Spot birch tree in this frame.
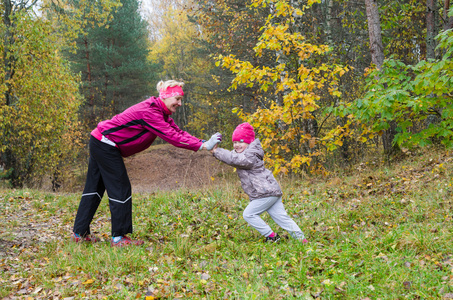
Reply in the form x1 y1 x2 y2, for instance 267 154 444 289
364 0 384 69
426 0 437 59
364 0 399 157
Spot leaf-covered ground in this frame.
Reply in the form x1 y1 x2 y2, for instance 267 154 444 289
1 147 453 299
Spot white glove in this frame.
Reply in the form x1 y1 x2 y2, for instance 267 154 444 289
204 132 222 150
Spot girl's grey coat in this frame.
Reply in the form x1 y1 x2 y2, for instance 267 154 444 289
213 139 282 200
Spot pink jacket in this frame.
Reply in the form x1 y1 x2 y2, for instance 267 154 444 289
95 97 203 157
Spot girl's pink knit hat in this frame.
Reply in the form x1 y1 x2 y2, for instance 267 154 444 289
232 122 255 144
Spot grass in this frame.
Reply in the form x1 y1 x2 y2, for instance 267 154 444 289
1 149 453 299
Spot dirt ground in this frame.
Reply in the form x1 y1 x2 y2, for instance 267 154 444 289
124 143 234 193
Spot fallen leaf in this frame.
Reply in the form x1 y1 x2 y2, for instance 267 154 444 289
322 279 332 286
83 278 94 285
403 281 412 289
312 289 323 297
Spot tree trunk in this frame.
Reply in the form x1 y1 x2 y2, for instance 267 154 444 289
325 0 352 164
364 0 399 158
84 38 94 109
1 0 18 186
3 0 14 106
426 0 437 59
291 0 320 162
364 0 384 69
425 0 443 131
443 0 453 30
325 0 333 46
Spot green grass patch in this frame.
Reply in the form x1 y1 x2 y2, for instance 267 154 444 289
1 150 453 299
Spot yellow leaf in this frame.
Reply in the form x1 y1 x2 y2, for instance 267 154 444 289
83 279 94 285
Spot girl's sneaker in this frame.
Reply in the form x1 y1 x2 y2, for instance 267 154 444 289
71 232 100 243
111 235 144 247
265 234 281 243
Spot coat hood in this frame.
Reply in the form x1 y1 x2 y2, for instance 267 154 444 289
243 138 264 160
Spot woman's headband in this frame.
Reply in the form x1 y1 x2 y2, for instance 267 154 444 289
159 85 184 99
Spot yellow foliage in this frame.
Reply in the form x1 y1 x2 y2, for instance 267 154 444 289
149 5 201 78
0 11 84 186
216 0 349 175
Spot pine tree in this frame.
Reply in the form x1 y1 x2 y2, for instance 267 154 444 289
70 0 158 126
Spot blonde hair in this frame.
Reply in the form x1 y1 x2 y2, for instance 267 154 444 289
156 80 184 92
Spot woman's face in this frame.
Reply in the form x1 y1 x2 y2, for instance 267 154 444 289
233 141 249 153
162 96 183 113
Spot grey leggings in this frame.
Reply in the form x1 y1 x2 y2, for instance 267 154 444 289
243 196 305 239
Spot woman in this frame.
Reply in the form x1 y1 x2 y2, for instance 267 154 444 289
72 80 221 247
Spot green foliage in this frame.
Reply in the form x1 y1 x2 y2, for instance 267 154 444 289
349 24 453 149
42 0 123 42
0 10 83 187
379 0 426 63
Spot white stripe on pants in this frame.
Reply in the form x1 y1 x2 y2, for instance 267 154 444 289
242 196 305 239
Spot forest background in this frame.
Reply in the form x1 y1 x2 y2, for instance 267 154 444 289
1 1 453 299
0 0 453 189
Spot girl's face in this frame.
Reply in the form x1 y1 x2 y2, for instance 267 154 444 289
162 96 183 113
233 141 249 153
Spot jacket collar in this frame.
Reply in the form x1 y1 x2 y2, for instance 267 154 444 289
156 97 172 115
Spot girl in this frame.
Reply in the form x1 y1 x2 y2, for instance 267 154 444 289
211 122 307 243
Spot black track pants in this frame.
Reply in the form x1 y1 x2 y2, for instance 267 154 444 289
73 135 133 237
